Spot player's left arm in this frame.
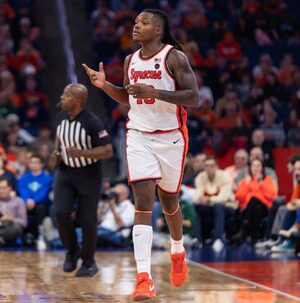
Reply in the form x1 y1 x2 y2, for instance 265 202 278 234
126 49 199 106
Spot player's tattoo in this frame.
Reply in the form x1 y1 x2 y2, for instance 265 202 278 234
154 49 199 107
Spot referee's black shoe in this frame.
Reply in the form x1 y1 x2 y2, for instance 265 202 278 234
63 250 80 272
75 261 99 277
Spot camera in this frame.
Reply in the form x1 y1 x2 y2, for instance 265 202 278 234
101 191 118 201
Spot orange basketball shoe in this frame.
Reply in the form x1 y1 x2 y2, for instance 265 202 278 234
170 250 188 287
132 272 156 301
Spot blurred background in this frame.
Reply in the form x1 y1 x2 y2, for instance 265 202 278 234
1 0 300 253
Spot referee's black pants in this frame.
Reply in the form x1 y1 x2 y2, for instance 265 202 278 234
54 163 101 263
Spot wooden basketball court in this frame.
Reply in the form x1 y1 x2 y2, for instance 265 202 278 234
0 251 299 302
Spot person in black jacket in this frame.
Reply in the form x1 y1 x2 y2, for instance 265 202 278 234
52 83 113 277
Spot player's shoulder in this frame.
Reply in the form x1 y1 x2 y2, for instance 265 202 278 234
125 47 142 63
168 48 187 62
124 54 132 63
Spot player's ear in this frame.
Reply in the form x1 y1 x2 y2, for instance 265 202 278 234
156 24 162 37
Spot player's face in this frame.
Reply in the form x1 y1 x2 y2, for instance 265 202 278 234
133 12 161 43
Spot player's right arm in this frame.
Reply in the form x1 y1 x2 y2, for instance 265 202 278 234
82 55 131 107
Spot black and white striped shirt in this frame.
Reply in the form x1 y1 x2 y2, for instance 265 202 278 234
56 110 110 168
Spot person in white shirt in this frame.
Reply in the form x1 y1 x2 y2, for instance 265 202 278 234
97 183 135 246
225 149 249 189
194 156 236 250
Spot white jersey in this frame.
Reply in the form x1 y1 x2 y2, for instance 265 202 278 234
127 44 187 132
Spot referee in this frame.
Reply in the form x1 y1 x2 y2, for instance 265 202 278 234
52 83 113 277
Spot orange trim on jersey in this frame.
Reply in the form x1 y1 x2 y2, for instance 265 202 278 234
162 47 182 131
163 46 176 81
125 131 131 181
176 106 181 129
138 44 168 61
151 128 177 134
176 125 189 192
135 209 152 214
163 47 180 129
177 106 187 130
126 127 178 134
129 176 162 183
126 54 134 79
158 185 180 194
162 203 180 216
163 46 180 129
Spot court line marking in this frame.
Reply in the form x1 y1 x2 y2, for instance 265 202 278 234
189 260 300 302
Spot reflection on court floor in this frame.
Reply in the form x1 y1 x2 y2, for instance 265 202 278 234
0 251 299 302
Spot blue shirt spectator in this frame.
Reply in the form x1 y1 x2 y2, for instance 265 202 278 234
18 155 53 206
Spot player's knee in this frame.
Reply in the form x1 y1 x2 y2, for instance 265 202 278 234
162 202 180 216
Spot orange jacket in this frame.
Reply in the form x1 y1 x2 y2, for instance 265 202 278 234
236 176 276 209
291 183 300 200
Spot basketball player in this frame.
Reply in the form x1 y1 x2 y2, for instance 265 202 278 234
83 9 199 301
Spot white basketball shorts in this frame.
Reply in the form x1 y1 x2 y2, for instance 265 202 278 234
126 128 188 193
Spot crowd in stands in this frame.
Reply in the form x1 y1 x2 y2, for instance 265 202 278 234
86 0 300 179
0 0 300 257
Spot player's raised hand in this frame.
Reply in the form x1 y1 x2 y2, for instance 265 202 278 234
82 62 106 89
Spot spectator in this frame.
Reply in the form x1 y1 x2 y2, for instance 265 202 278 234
252 54 277 86
18 154 52 239
195 71 214 108
236 73 252 103
12 147 32 175
271 160 300 252
217 32 241 61
153 196 197 249
255 26 273 46
0 85 16 118
287 118 300 148
183 153 206 186
0 70 21 109
15 38 41 74
29 124 54 155
260 107 285 147
183 40 204 70
225 149 249 184
0 152 17 191
4 113 35 146
256 155 300 249
235 158 276 245
214 99 246 132
194 156 235 250
247 128 274 167
235 147 278 192
215 83 241 117
262 72 283 99
95 183 134 246
19 77 50 136
277 54 297 87
0 176 27 246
